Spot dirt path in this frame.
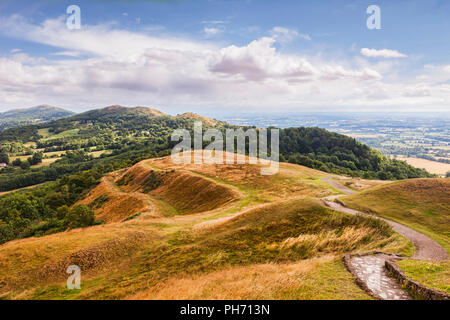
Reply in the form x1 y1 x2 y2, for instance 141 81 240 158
321 176 356 195
321 176 448 300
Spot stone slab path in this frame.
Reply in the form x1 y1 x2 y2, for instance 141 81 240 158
349 254 411 300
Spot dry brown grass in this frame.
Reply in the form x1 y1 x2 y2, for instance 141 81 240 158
398 157 450 176
37 231 149 283
144 151 329 201
129 256 371 300
0 224 161 295
78 178 147 223
0 152 415 300
342 178 450 251
117 161 242 215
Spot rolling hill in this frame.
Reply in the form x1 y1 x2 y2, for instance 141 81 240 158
0 152 412 300
341 178 450 251
0 150 448 300
0 105 433 196
0 105 74 131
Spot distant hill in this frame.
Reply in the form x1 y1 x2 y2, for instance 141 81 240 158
0 105 74 130
176 112 218 126
0 105 434 194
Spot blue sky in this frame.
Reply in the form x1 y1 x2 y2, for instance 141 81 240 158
0 0 450 114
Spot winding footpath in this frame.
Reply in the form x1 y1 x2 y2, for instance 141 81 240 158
320 177 448 300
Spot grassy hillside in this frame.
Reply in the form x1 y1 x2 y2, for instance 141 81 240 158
0 155 412 300
0 105 435 247
396 260 449 293
341 178 450 293
0 105 74 131
0 106 231 192
341 178 450 251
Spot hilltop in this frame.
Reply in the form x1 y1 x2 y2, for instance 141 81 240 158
176 112 218 126
0 105 74 130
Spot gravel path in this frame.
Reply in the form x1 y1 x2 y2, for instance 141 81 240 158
321 177 448 300
321 176 356 195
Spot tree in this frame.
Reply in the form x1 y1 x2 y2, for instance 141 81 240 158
446 171 450 178
64 204 95 229
0 151 9 164
29 152 43 165
12 158 22 166
20 160 31 170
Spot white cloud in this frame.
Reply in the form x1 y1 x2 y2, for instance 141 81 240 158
0 15 213 59
203 27 223 37
211 37 380 82
201 20 225 25
51 51 82 57
403 84 432 97
0 15 448 112
361 48 408 58
270 26 310 43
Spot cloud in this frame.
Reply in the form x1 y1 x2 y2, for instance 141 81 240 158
0 15 213 59
203 27 224 37
51 51 83 57
0 15 448 112
201 20 225 25
210 37 379 82
270 26 311 43
403 85 432 97
361 48 408 58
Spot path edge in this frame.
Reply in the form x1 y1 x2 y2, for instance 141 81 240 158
385 260 450 300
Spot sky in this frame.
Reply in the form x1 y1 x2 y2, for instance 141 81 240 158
0 0 450 114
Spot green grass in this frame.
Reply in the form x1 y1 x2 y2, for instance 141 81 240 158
397 260 450 294
123 212 142 222
40 129 80 142
341 178 450 252
37 128 50 138
32 277 104 300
